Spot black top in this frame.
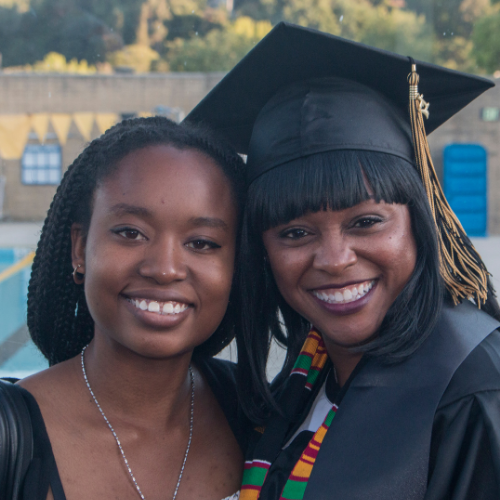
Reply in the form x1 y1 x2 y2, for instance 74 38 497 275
18 357 247 500
254 330 500 499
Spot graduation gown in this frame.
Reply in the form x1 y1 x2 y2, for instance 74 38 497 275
254 301 500 499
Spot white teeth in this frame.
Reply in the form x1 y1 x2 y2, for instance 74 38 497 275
130 298 189 316
148 301 160 312
163 302 174 314
312 280 375 305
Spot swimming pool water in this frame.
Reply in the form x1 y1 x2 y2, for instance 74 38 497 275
0 248 48 378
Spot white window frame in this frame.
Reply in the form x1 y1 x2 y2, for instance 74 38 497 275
21 144 62 186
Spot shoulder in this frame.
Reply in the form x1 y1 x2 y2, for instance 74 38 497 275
428 330 500 498
1 376 56 438
198 356 237 388
17 357 82 411
0 378 41 421
439 328 500 409
0 380 37 499
0 377 34 413
197 357 254 452
196 356 238 416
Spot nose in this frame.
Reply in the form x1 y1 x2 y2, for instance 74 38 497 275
138 238 187 284
313 233 357 275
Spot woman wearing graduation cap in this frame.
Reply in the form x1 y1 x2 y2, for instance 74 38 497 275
188 23 500 500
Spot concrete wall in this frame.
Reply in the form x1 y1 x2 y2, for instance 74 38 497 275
1 72 500 233
428 81 500 235
0 72 224 221
0 72 224 114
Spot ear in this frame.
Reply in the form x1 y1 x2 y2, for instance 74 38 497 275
71 223 86 271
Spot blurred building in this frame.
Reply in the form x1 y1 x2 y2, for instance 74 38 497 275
0 72 223 221
0 72 500 236
428 79 500 236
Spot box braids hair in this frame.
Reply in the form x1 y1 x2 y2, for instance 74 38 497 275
27 116 245 366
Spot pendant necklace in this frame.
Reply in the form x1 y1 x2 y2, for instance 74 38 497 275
81 346 195 500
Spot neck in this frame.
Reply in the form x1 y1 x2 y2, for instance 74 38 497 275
322 341 363 387
79 334 194 427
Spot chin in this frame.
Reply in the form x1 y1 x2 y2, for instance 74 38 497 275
320 320 381 348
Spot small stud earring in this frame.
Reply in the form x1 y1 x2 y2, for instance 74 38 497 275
73 264 85 285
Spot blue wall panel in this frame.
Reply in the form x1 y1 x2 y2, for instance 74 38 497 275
444 144 487 237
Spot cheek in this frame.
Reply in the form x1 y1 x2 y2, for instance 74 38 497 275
82 242 122 319
380 223 418 293
198 252 235 301
266 249 307 304
195 257 235 336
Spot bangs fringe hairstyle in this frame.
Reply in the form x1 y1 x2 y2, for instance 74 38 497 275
28 116 245 366
237 150 500 422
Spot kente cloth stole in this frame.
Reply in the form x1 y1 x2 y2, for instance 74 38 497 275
240 329 335 500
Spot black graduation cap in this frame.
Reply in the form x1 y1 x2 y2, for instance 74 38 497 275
187 22 493 183
187 21 494 308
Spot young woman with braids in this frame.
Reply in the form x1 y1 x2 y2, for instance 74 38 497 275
188 24 500 500
3 117 247 499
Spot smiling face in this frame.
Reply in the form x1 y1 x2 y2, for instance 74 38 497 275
262 199 417 356
71 145 237 359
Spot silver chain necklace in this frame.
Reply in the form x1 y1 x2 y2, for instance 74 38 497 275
81 346 195 500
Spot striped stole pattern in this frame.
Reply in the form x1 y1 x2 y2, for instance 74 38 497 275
240 460 272 500
279 404 338 500
240 329 331 500
290 330 328 389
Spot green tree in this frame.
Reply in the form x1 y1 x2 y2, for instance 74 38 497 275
8 51 98 72
237 0 433 61
165 16 271 71
0 0 122 66
234 0 492 72
107 44 160 72
472 7 500 73
338 0 433 61
0 0 496 74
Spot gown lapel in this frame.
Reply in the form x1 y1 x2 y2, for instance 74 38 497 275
303 301 500 500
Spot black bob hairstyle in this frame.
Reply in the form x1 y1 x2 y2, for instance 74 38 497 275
236 149 500 422
28 116 245 366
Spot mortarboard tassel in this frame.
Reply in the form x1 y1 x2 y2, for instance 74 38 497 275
407 62 489 306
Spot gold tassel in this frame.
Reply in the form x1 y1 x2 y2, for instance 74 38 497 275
407 63 489 306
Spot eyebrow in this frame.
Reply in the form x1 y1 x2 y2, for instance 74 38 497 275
109 203 152 218
188 217 228 230
109 205 228 230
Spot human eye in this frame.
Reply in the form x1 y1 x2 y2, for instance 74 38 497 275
279 228 311 240
352 216 383 229
186 239 221 251
113 227 147 240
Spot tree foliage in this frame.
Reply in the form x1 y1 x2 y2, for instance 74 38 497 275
472 6 500 74
4 51 98 72
166 16 271 71
0 0 498 74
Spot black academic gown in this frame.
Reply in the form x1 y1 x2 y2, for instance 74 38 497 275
256 301 500 500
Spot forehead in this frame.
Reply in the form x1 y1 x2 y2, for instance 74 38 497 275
302 199 407 218
93 145 236 220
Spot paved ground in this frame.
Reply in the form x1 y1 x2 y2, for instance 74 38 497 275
471 237 500 291
1 223 498 379
0 222 43 249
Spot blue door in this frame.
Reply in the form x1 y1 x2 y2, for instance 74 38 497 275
443 144 487 237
